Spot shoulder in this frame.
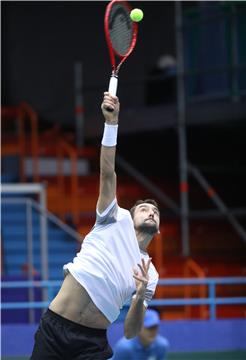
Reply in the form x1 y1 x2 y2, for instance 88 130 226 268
148 261 159 288
96 198 132 226
114 337 135 353
155 335 170 349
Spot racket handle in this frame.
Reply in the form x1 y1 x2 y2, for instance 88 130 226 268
105 75 118 112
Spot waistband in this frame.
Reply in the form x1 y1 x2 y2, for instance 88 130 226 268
45 309 107 335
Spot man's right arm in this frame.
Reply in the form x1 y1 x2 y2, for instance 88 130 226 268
97 92 120 214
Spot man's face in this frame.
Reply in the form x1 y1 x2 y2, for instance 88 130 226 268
133 203 160 235
139 325 159 346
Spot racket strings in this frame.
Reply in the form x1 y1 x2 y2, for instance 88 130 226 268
109 3 133 57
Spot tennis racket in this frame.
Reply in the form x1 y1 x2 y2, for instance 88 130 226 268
104 0 138 111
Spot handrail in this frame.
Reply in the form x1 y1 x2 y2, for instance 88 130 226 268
20 102 39 182
57 139 79 225
2 197 83 243
1 277 245 321
184 258 207 319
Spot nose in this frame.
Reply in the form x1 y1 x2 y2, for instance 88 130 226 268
149 210 154 218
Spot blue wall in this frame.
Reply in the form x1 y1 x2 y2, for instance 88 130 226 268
2 319 246 357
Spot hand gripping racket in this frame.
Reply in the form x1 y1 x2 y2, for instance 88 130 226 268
104 0 138 111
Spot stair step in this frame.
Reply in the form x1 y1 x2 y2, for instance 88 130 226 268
1 173 18 183
3 239 78 252
2 266 65 280
2 226 70 237
4 253 74 265
2 215 41 225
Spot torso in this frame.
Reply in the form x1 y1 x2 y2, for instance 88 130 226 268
49 272 110 329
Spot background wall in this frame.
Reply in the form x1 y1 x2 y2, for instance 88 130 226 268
2 320 246 357
2 1 246 243
2 1 175 125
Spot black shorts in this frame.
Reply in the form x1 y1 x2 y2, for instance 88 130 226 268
30 309 113 360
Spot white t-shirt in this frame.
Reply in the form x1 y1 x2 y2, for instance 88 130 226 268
64 198 159 323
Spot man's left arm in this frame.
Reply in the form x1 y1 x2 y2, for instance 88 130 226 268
124 258 151 339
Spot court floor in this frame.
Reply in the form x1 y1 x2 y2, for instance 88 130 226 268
3 350 246 360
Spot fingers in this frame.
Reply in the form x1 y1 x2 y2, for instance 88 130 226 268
137 263 146 277
102 92 119 111
137 258 151 275
133 258 151 281
142 258 151 271
133 274 148 285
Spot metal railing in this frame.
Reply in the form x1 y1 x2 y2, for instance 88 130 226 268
1 277 245 321
2 194 83 322
184 258 207 319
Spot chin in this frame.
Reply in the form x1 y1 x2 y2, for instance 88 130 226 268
138 223 158 236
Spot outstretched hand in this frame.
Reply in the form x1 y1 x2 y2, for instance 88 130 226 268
101 92 120 124
133 258 151 298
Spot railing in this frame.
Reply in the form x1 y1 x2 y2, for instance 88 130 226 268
21 103 39 182
184 258 207 319
2 195 84 322
1 277 245 321
56 139 80 225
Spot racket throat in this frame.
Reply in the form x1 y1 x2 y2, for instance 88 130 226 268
108 74 118 96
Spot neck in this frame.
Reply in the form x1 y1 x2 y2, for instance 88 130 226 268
135 230 153 252
138 336 151 348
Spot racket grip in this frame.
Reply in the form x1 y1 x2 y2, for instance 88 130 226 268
106 75 118 112
108 75 118 96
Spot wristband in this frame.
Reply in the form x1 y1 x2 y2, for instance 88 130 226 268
101 123 118 147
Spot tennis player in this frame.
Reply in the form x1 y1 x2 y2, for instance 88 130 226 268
30 92 160 360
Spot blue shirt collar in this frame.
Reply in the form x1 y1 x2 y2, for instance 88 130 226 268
133 336 155 350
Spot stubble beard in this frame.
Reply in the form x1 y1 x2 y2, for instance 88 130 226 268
136 221 158 236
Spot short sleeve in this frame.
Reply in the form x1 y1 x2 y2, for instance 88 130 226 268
96 198 118 225
157 336 170 359
144 264 159 307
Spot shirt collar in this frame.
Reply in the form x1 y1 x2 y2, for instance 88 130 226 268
134 337 155 350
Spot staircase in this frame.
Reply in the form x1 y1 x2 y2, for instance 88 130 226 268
1 199 79 280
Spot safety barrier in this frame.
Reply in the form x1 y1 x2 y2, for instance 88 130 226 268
2 277 245 321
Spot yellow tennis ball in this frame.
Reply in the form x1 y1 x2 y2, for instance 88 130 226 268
130 8 144 22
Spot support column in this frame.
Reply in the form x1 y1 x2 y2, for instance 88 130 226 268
175 2 190 256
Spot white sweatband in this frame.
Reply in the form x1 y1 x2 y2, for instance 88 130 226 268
101 123 118 147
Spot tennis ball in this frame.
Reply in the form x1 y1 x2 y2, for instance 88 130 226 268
130 8 144 22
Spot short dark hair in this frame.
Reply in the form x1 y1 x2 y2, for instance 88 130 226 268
130 199 160 219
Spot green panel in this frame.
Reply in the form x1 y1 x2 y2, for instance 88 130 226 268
3 351 246 360
167 351 246 360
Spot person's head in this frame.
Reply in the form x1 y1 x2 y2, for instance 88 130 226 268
138 309 160 347
130 199 160 236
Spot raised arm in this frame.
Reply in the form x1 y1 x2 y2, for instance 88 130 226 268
97 92 120 214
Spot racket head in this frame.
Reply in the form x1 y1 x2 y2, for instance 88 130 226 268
104 0 138 74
